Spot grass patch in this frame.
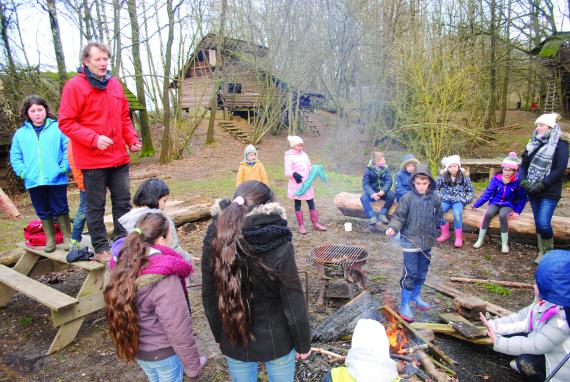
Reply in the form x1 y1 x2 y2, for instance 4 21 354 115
368 274 385 282
480 282 512 296
19 316 33 326
471 178 490 191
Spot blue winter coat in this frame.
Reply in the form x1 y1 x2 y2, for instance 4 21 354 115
435 171 474 205
472 174 527 214
362 161 392 196
394 169 413 201
10 118 70 190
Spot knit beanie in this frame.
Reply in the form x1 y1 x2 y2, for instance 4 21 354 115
501 152 521 170
401 153 420 170
243 144 257 162
287 135 304 148
441 155 461 172
535 113 560 129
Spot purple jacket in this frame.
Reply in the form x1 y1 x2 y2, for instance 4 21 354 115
473 174 527 214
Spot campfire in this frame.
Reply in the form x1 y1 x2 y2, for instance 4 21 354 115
385 311 409 353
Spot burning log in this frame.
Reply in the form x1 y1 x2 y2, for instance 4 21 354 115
397 344 429 354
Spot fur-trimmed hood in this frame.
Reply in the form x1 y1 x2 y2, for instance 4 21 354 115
210 199 287 221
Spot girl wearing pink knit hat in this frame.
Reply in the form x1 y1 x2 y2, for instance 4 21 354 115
472 152 528 253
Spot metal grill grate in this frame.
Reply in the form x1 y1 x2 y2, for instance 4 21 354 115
306 244 368 267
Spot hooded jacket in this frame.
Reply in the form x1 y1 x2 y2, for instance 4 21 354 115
58 73 140 170
201 201 311 362
236 161 269 187
284 149 314 200
472 173 527 214
394 154 420 201
388 165 443 251
362 161 392 197
10 118 70 190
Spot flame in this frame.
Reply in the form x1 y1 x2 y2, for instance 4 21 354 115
385 313 408 352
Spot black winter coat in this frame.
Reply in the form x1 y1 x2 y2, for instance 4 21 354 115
201 201 311 362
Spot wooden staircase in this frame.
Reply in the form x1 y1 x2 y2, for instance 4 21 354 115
218 120 251 144
301 110 320 136
544 75 561 113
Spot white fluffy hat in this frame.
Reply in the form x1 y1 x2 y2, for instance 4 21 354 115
287 135 304 148
535 113 560 129
441 155 461 172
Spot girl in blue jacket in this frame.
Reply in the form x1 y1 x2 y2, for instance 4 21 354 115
472 152 527 254
10 95 71 253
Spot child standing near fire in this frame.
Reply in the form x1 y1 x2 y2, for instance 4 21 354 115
236 144 269 187
284 135 326 234
386 165 443 322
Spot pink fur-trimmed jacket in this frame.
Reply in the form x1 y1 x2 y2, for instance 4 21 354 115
284 149 314 200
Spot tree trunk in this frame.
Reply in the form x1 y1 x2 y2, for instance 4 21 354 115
484 0 497 130
11 0 30 67
0 3 16 73
126 0 154 157
206 0 227 145
82 0 92 40
112 0 122 73
46 0 68 92
498 0 512 127
94 0 104 41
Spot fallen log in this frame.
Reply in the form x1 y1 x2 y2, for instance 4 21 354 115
334 192 570 242
312 291 381 342
310 347 346 361
0 249 23 266
450 277 534 289
0 186 21 218
415 350 450 382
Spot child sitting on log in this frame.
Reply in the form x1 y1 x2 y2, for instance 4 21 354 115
236 144 269 187
480 250 570 382
360 151 396 225
472 152 527 254
435 155 474 248
394 153 420 202
386 165 443 322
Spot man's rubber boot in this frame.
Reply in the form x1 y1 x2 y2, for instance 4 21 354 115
437 222 450 243
412 283 431 311
454 228 463 248
295 211 307 234
473 228 487 248
535 237 554 264
56 214 72 251
399 289 414 322
501 232 509 254
41 218 57 253
309 209 326 231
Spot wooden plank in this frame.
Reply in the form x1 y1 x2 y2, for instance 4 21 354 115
0 249 23 266
411 322 493 345
439 312 486 339
15 243 104 271
51 292 104 326
0 264 78 311
0 250 41 306
450 277 534 289
48 317 84 355
424 280 513 317
28 258 69 278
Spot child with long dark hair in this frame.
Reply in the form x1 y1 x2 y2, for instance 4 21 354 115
10 95 71 252
104 212 205 381
202 181 311 381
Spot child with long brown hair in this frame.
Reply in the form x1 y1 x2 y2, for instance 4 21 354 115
104 212 205 381
201 180 311 381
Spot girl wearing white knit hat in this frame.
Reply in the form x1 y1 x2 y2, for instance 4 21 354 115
519 113 569 263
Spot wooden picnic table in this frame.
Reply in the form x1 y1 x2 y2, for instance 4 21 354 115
0 243 105 354
462 158 570 181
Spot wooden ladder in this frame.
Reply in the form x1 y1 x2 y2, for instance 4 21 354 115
301 110 320 136
544 63 561 113
218 120 251 144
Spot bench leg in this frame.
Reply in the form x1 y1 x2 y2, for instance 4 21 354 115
48 316 84 355
0 251 40 307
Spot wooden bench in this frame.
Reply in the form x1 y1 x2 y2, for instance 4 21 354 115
0 243 105 354
462 158 570 181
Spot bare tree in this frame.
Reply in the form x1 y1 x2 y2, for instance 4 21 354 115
0 2 16 73
41 0 68 91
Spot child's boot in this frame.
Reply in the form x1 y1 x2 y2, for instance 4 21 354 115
473 228 487 248
41 218 57 253
437 222 450 243
412 283 431 310
295 211 307 234
399 289 414 322
454 228 463 248
309 209 326 231
501 232 509 254
56 214 72 251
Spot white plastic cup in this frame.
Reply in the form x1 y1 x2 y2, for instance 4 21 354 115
344 222 353 232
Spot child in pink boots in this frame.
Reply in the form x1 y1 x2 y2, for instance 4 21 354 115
284 136 326 234
435 155 474 248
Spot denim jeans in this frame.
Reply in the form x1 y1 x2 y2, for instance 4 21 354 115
226 349 296 382
529 196 559 239
400 249 432 291
136 354 184 382
71 190 87 242
440 201 464 229
360 191 396 218
82 164 131 253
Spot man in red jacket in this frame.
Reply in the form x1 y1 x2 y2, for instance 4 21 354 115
59 42 141 262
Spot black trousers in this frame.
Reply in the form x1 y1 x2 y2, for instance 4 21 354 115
82 164 131 253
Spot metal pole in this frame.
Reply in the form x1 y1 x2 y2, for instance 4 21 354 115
545 352 570 382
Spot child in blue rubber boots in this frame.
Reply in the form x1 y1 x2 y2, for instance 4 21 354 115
386 164 442 322
360 151 395 225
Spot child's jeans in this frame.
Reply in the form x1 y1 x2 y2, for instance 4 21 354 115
481 205 513 233
136 354 184 382
226 349 296 382
440 201 464 229
71 190 87 242
400 249 431 291
529 196 559 239
360 191 396 217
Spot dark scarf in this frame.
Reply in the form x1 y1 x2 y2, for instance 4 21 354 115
78 65 112 89
242 218 292 253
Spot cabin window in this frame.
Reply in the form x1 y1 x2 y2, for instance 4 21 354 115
227 83 242 94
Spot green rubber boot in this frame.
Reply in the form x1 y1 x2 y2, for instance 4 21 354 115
535 236 554 264
41 219 56 253
56 214 72 251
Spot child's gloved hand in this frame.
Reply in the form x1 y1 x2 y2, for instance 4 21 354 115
520 179 532 192
529 181 546 194
292 172 303 184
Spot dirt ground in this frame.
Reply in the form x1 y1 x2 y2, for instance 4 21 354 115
0 110 566 381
